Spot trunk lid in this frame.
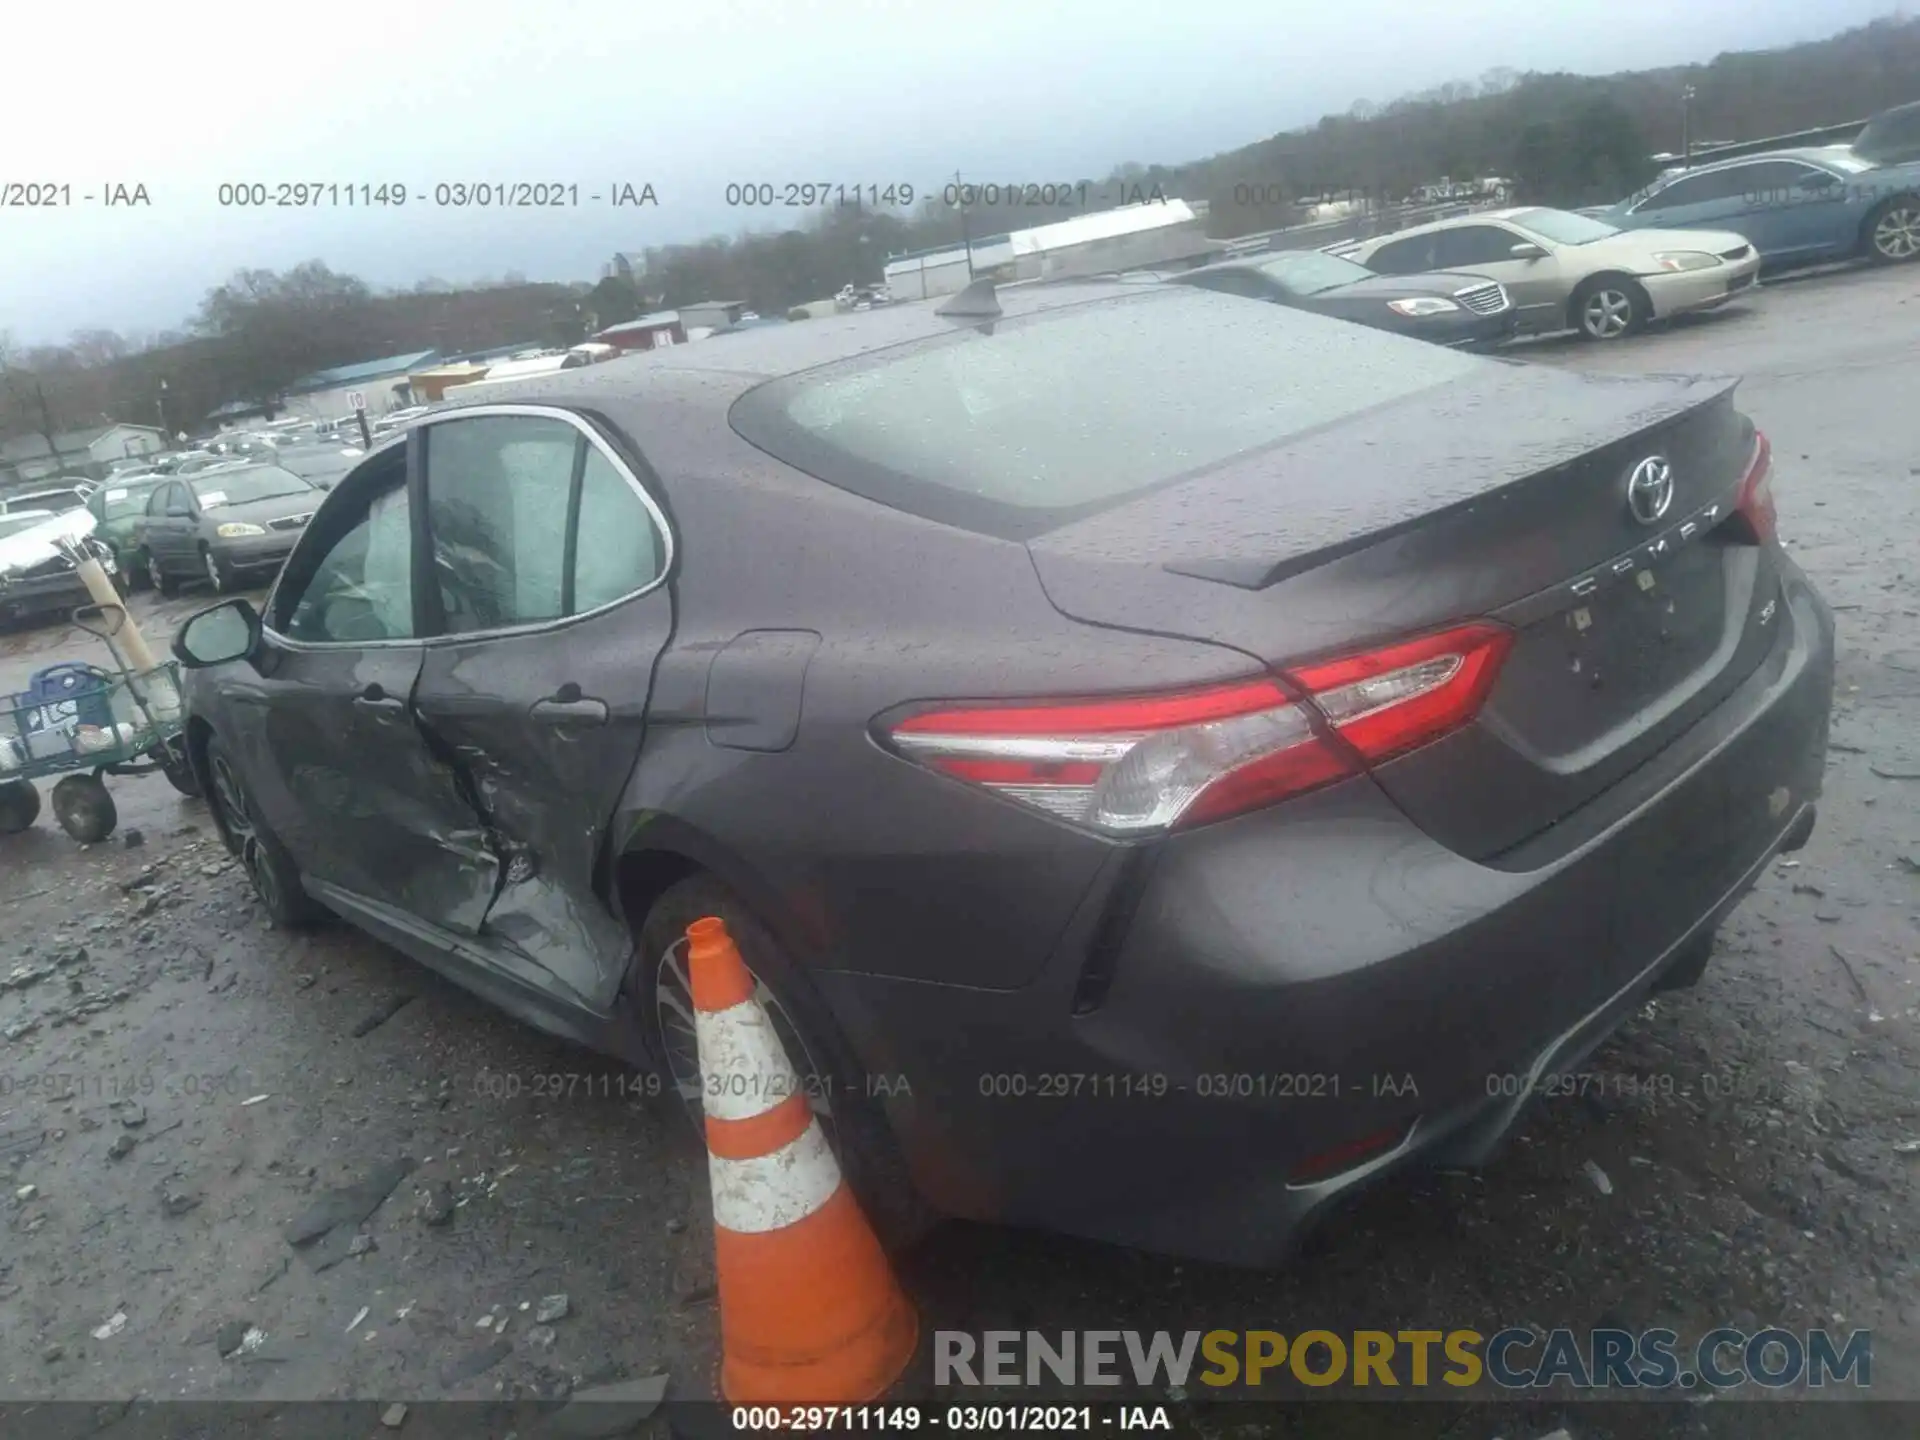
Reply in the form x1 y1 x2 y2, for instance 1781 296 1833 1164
1025 362 1780 861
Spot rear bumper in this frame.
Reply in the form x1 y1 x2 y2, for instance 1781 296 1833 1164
1640 255 1763 318
816 560 1835 1264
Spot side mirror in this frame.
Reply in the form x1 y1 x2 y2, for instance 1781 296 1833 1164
174 598 261 668
1799 172 1839 191
1509 242 1547 260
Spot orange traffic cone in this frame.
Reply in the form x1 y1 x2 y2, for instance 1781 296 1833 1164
686 915 919 1404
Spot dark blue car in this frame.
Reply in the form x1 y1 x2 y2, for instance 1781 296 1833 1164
1597 147 1920 270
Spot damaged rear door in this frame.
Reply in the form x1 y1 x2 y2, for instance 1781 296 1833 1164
407 408 674 1012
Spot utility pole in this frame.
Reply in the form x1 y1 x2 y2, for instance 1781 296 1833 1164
34 381 61 469
157 378 169 444
955 170 976 280
1681 85 1697 169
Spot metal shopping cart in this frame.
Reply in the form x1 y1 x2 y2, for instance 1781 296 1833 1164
0 602 200 843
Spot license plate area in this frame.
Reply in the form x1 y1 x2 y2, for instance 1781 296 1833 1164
1492 542 1730 759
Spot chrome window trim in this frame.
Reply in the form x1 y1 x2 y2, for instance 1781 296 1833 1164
261 403 675 653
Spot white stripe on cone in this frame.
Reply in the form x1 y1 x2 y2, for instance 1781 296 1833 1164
710 1119 843 1233
695 997 807 1122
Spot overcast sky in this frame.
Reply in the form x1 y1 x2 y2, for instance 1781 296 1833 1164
0 0 1898 343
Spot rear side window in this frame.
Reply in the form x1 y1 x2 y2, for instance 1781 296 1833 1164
422 412 669 633
1364 235 1439 274
1636 167 1748 210
731 290 1483 538
1434 226 1519 267
572 446 664 612
424 415 576 633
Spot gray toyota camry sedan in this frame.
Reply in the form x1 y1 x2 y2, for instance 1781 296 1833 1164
168 278 1834 1264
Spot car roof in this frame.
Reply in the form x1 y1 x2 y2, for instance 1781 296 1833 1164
1350 209 1536 245
1687 146 1857 169
431 279 1169 416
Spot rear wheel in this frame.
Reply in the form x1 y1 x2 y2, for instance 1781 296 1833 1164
1863 196 1920 263
50 774 116 844
0 779 39 834
1572 276 1647 341
205 733 324 928
635 874 933 1250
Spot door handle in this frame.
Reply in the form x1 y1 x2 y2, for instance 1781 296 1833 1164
354 684 405 715
530 694 610 726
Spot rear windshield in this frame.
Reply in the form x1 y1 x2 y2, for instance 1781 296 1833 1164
730 290 1484 537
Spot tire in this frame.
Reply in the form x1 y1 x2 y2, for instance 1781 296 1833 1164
1862 196 1920 264
204 733 325 928
148 551 179 599
1652 925 1716 993
1572 275 1648 341
0 779 40 834
123 552 151 594
50 774 117 844
155 735 203 797
635 874 934 1251
201 546 231 595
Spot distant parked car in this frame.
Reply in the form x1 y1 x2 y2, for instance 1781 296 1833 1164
0 509 121 625
86 474 171 588
272 443 366 491
1854 99 1920 167
135 464 324 596
1 481 94 515
1336 206 1761 341
1592 148 1920 270
1170 249 1517 349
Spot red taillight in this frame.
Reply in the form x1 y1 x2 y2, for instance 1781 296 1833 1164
886 622 1512 835
1732 430 1776 544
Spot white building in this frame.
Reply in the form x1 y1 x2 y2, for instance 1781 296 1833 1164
1007 200 1207 279
885 235 1017 301
280 350 443 422
883 201 1210 299
0 422 167 484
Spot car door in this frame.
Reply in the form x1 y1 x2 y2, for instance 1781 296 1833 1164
152 482 195 568
1727 159 1855 262
1430 223 1565 325
406 408 674 1012
240 446 500 930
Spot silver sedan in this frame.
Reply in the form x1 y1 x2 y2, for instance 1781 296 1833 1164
1335 206 1762 340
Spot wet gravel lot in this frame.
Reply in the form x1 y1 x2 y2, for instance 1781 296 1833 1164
2 262 1917 1436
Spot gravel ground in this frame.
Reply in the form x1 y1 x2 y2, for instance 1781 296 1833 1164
1 262 1916 1437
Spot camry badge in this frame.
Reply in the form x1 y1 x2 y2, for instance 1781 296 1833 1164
1626 455 1675 526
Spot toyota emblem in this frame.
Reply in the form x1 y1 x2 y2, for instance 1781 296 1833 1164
1626 455 1674 526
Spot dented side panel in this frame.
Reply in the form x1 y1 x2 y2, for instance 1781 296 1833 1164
248 641 500 928
409 586 673 1010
